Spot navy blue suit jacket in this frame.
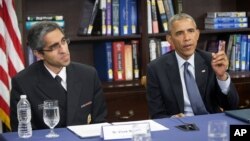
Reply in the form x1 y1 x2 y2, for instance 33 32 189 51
146 49 239 119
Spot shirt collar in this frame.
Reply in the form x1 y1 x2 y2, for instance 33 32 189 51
44 64 67 82
175 51 195 69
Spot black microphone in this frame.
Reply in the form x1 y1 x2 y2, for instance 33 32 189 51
175 118 199 131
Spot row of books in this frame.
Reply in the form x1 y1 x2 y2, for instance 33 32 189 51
147 0 174 34
206 34 250 71
94 40 140 81
227 34 250 71
204 11 248 29
78 0 138 36
149 38 172 61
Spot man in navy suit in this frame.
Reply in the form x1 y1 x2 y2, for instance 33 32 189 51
10 21 107 131
146 13 239 119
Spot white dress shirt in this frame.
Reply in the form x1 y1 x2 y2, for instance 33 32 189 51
175 52 230 116
44 64 67 90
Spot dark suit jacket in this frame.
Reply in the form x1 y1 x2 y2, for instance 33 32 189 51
146 49 239 119
10 61 107 131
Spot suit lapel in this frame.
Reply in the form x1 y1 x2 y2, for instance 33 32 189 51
36 62 60 101
194 52 208 98
166 53 184 111
66 64 83 123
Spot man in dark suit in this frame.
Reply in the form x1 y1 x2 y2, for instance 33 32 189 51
10 21 107 131
146 13 239 119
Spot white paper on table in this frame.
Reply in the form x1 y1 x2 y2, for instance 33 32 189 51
111 119 169 131
67 122 111 138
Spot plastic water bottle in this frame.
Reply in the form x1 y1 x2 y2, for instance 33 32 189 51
17 95 32 138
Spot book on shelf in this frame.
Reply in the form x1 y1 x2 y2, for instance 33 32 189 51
78 0 99 35
205 17 248 24
124 43 133 80
160 41 171 55
147 0 153 34
149 38 157 61
100 0 107 35
94 42 113 81
119 0 131 35
112 41 125 81
205 23 248 29
163 0 174 20
151 0 159 33
207 11 246 18
130 0 138 34
246 35 250 71
235 34 241 71
240 35 248 71
87 0 100 35
112 0 119 35
229 35 237 71
106 0 112 35
156 0 168 32
25 20 65 30
26 15 63 21
131 40 140 79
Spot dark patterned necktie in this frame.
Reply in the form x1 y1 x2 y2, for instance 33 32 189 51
183 62 208 115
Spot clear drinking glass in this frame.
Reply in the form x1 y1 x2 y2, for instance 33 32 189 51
132 122 151 141
208 120 228 141
43 100 60 138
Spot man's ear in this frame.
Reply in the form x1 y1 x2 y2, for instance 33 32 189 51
166 34 175 49
33 50 44 60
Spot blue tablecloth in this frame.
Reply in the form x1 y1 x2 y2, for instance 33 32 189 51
0 113 246 141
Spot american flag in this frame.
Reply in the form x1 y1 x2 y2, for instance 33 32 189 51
0 0 25 131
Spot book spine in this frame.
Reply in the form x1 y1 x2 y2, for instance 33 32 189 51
207 12 247 18
131 40 140 79
160 41 171 55
26 15 64 21
124 44 133 80
78 0 97 35
87 0 100 35
205 23 248 29
119 0 130 35
130 0 138 34
94 42 113 81
162 0 174 20
100 0 107 35
106 0 112 35
25 21 65 30
112 41 125 81
112 0 119 35
240 35 248 71
151 0 159 33
147 0 153 34
246 35 250 71
156 0 168 32
205 17 248 24
235 34 241 71
149 38 157 61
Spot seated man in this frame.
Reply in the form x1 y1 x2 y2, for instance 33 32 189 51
10 21 107 131
146 13 239 119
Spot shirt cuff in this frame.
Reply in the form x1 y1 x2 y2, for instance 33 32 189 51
217 72 231 95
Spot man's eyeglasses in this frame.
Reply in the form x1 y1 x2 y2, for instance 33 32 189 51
41 38 70 52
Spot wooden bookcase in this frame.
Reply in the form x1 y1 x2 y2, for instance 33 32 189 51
21 0 250 122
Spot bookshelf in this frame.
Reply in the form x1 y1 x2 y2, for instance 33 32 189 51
20 0 250 122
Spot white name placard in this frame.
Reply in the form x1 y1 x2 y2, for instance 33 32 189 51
102 124 133 140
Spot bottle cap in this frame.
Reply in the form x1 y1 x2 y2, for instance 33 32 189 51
20 95 27 99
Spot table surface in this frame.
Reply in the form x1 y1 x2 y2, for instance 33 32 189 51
0 113 246 141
